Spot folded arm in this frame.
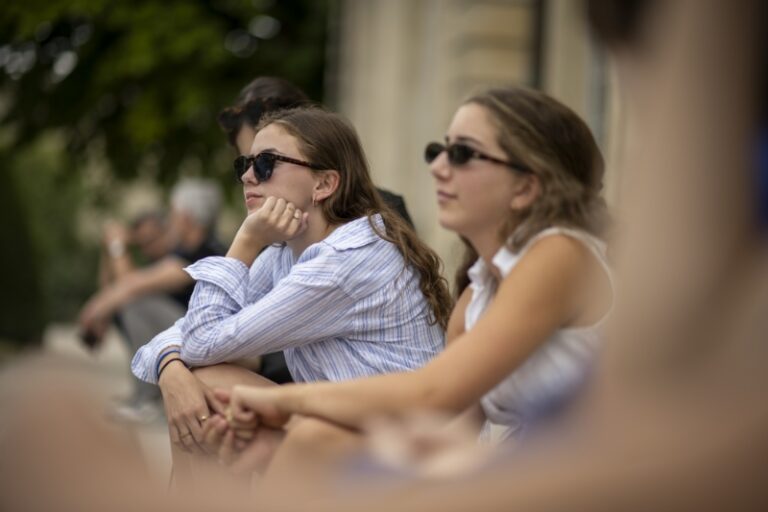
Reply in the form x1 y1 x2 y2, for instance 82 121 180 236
180 255 357 367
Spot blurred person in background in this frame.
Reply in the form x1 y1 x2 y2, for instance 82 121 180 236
78 178 225 423
98 211 173 289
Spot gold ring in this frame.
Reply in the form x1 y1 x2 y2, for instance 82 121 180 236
181 432 192 438
199 415 209 422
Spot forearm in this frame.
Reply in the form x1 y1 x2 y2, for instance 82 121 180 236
106 259 192 316
109 251 137 279
179 283 254 366
276 369 461 429
180 304 332 367
99 284 133 314
181 257 355 366
98 252 112 288
93 273 154 317
180 256 260 365
226 230 267 268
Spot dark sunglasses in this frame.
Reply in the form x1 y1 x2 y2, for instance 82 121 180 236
424 142 532 174
234 152 324 182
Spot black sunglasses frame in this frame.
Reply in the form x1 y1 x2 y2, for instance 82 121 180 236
234 152 324 183
424 142 533 174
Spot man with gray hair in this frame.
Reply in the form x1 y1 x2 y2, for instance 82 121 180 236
170 178 222 234
79 178 225 423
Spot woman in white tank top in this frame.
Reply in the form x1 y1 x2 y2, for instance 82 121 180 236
468 226 612 442
205 86 613 472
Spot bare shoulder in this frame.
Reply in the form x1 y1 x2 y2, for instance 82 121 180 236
495 233 603 317
511 233 610 326
514 234 596 278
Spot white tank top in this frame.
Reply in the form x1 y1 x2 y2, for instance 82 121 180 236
464 227 612 443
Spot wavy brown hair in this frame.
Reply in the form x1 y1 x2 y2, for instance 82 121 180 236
454 87 609 294
257 107 452 329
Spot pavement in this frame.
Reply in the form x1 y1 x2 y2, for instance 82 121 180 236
40 323 173 481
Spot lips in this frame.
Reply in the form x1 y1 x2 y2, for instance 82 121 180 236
436 190 457 202
244 191 264 208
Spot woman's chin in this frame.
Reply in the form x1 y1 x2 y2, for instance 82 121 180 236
437 212 461 233
245 196 263 211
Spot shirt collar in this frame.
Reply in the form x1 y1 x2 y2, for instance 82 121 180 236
467 243 518 289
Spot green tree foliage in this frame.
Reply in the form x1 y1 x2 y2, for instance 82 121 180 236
0 0 330 344
0 156 45 345
1 0 329 183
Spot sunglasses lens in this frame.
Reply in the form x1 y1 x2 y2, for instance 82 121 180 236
447 144 473 165
254 153 276 182
424 142 445 164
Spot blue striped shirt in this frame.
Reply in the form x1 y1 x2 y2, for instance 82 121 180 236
131 214 445 384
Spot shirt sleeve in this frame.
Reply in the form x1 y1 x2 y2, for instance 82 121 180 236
130 251 276 384
179 252 359 367
130 319 183 384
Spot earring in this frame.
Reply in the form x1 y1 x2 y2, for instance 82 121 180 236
312 196 318 207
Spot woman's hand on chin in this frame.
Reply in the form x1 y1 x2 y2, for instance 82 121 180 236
241 196 308 246
227 196 309 265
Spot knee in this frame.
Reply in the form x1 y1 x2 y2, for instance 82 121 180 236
192 363 275 390
191 364 235 387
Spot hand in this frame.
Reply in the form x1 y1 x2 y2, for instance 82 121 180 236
79 317 109 350
200 414 250 455
201 391 259 457
78 294 112 334
158 362 226 454
221 386 292 430
203 414 286 474
238 196 309 247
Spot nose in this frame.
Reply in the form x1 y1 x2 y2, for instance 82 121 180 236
429 150 451 181
241 164 258 185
